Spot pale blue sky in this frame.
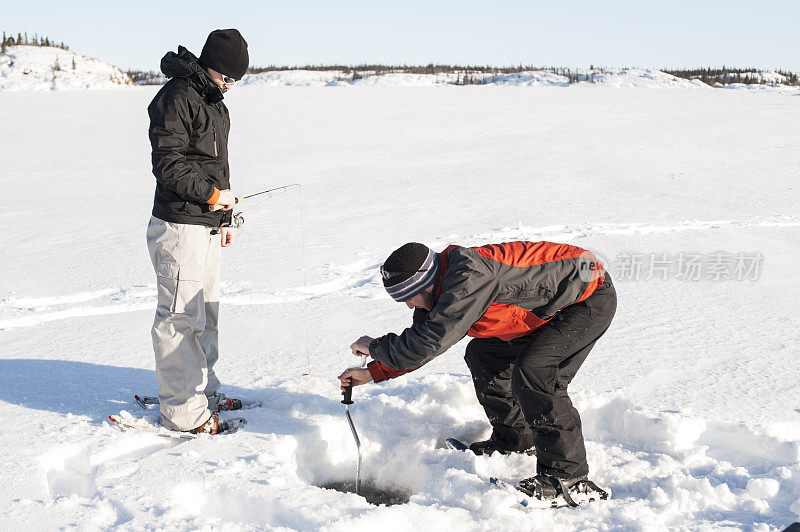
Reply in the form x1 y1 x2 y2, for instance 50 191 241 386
4 1 799 71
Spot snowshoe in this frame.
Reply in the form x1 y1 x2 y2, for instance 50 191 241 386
446 437 536 456
134 394 158 410
134 393 262 413
445 437 470 451
209 392 262 412
469 437 536 456
189 412 234 434
109 410 246 438
517 474 609 507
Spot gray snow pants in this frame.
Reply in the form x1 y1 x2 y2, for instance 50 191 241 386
147 216 222 431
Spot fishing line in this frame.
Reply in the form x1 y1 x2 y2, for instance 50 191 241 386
234 183 311 376
298 185 311 376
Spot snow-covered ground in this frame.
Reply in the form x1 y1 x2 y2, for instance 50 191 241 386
1 84 800 530
0 45 133 91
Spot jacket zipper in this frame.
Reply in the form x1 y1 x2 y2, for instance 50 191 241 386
212 124 218 157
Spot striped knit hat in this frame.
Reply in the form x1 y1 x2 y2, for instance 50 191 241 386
381 243 440 302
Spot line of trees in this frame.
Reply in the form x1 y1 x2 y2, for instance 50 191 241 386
1 31 69 53
664 67 799 86
245 63 605 77
126 69 167 85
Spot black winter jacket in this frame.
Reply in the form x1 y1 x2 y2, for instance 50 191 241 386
148 46 232 227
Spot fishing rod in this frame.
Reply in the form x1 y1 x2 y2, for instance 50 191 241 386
210 183 301 213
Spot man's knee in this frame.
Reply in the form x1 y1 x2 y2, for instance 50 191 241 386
463 339 489 370
511 363 558 422
513 359 558 395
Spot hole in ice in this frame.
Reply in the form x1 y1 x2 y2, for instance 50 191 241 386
320 480 411 506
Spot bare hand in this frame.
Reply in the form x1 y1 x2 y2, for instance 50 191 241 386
216 189 236 211
350 335 375 357
221 227 235 247
338 368 373 392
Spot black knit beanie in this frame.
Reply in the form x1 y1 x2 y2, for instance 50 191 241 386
199 29 249 80
381 243 440 302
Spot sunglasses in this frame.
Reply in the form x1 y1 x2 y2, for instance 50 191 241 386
380 265 429 280
222 75 238 84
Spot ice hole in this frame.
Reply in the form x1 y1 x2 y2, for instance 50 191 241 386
320 480 411 506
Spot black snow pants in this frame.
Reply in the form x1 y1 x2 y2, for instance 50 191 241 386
464 274 617 478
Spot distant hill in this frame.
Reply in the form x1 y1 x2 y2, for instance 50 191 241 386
5 48 798 92
0 45 134 91
236 67 709 88
663 67 799 88
129 64 799 90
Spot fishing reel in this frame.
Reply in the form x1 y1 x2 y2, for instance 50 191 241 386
213 211 244 234
232 211 244 229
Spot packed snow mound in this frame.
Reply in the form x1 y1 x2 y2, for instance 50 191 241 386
576 68 707 88
350 70 574 87
238 69 346 87
14 371 800 530
0 45 134 91
720 82 800 93
238 67 709 88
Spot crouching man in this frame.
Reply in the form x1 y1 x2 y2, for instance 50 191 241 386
338 241 616 503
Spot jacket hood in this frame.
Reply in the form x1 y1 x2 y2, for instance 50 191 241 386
160 46 224 103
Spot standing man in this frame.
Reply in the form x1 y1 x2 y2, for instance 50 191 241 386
147 29 249 434
339 241 616 503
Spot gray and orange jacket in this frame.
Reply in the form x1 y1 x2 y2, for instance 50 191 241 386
367 241 606 383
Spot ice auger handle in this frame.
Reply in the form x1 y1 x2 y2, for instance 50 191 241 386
342 384 354 405
210 196 243 212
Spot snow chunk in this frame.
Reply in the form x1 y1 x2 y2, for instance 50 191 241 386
745 478 780 498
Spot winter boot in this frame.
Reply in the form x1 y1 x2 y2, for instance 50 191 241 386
208 392 243 412
189 412 220 435
469 437 536 456
517 473 564 500
564 477 610 504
